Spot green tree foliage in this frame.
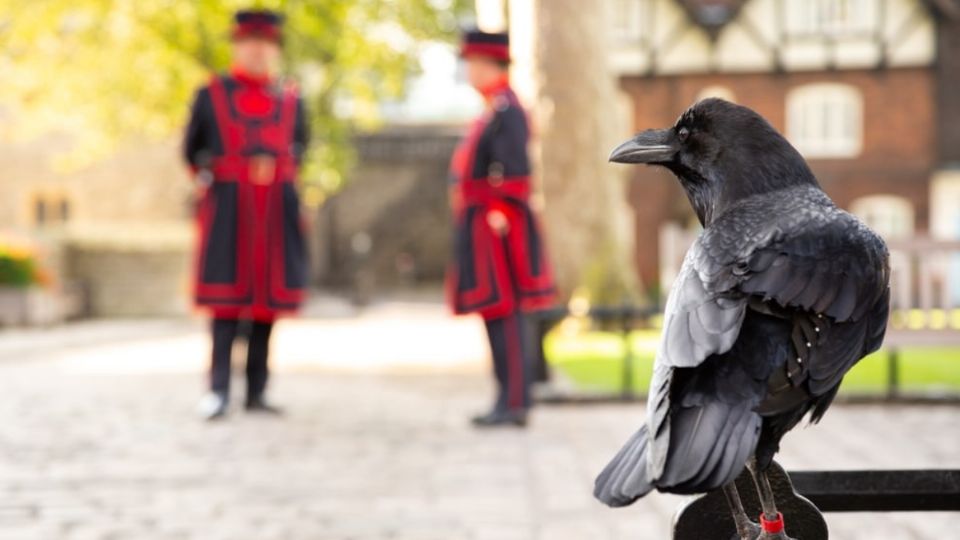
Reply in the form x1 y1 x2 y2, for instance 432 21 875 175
0 246 41 287
0 0 468 201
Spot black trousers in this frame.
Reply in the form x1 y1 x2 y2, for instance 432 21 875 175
484 310 532 411
210 318 274 401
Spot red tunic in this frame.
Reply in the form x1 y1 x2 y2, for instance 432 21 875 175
447 85 556 320
187 73 308 322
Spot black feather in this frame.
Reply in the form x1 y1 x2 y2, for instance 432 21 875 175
594 426 653 507
595 98 890 507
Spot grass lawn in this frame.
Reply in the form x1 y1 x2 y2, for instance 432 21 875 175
544 329 960 397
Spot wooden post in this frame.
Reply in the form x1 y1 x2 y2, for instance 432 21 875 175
887 347 901 401
620 307 634 400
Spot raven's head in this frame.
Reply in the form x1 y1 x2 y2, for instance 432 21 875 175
609 98 818 225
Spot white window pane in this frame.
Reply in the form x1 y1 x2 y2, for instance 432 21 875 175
786 83 863 158
613 0 646 42
788 0 876 36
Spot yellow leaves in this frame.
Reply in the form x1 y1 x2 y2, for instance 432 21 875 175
0 244 34 261
0 0 466 190
301 184 326 209
0 1 212 169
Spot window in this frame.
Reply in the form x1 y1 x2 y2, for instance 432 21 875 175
31 193 72 227
34 198 47 226
849 195 914 239
785 0 878 36
60 199 71 222
786 83 863 158
612 0 650 43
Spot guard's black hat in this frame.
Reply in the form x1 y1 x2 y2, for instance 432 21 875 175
460 29 510 63
232 9 284 43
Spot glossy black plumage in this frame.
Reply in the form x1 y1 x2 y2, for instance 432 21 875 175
595 99 890 507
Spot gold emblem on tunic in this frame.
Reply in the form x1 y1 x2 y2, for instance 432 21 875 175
249 154 277 185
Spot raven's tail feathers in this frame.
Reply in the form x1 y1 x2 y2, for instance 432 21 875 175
595 401 763 507
593 425 654 507
659 401 761 493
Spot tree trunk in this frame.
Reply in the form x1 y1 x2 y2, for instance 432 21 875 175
511 0 639 304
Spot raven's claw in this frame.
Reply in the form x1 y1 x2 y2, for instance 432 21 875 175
729 520 761 540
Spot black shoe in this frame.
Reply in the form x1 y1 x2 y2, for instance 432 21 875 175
199 393 229 421
245 397 284 416
471 409 527 428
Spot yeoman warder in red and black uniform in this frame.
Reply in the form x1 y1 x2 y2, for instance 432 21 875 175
449 30 557 428
183 9 309 421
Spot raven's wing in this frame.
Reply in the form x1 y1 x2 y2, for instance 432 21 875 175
732 198 890 395
644 236 748 480
596 191 891 504
597 189 890 506
641 188 888 487
595 236 750 506
737 206 888 323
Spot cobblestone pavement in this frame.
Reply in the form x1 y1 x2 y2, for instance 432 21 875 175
0 300 958 539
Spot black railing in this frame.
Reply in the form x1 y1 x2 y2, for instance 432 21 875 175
538 307 960 535
673 462 960 539
790 469 960 512
534 305 960 403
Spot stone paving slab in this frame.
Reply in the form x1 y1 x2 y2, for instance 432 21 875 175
0 308 958 539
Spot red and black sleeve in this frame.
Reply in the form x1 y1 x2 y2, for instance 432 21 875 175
488 104 530 178
292 95 310 165
183 87 223 171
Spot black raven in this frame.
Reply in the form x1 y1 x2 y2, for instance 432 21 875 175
594 99 890 539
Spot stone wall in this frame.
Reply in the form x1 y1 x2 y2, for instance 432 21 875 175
0 135 195 318
0 137 193 231
63 226 192 318
3 124 464 312
67 247 190 317
316 125 461 290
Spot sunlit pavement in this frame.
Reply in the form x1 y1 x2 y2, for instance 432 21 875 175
0 296 957 540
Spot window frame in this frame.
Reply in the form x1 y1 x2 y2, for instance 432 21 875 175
783 0 879 39
786 82 864 159
849 195 915 239
611 0 652 45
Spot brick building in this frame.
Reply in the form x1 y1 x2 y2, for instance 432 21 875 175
315 126 461 291
0 131 194 318
609 0 960 291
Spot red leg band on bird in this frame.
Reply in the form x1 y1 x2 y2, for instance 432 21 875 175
760 512 785 533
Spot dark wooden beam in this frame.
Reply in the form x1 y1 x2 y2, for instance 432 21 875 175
936 14 960 165
928 0 960 20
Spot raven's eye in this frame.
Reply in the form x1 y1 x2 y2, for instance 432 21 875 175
678 127 690 142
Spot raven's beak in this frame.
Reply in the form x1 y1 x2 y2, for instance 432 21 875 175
608 129 677 164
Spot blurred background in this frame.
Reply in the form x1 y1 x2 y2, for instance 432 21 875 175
0 1 959 539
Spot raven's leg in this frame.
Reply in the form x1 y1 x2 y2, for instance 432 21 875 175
746 459 795 540
722 482 761 540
